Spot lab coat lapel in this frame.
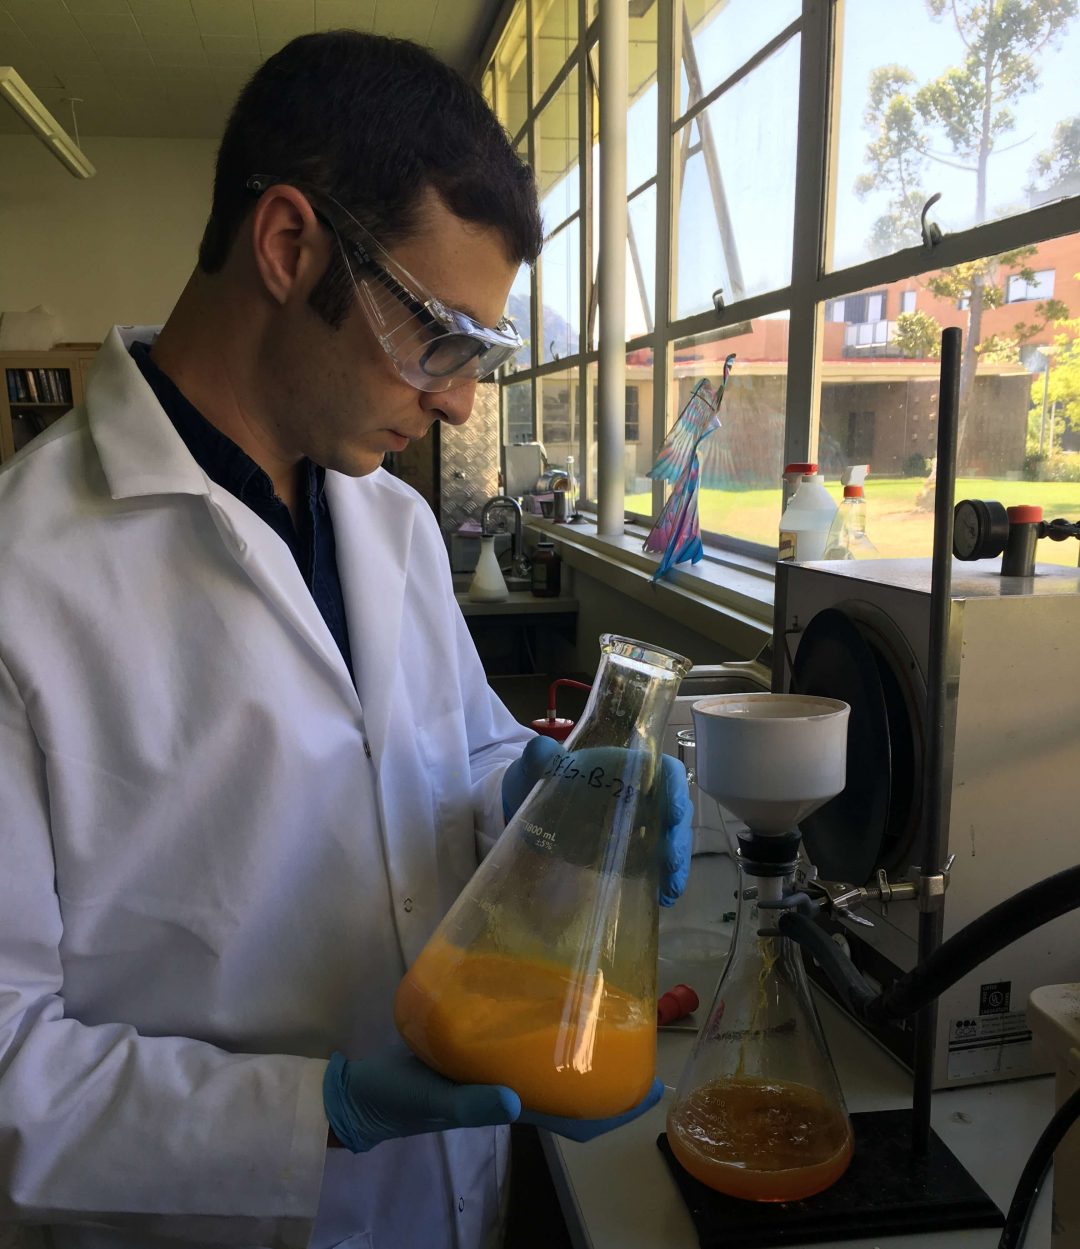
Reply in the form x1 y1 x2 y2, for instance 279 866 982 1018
87 327 357 701
327 470 413 764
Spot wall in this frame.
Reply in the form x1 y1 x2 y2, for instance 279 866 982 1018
0 135 216 345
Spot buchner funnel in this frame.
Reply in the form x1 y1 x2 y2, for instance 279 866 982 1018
395 635 692 1118
667 693 854 1201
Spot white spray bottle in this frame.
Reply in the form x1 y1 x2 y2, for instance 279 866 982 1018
824 465 878 559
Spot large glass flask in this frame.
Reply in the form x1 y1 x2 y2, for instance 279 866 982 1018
395 635 692 1118
667 853 853 1202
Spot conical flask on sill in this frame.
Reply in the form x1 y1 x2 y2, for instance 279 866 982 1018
395 634 692 1119
666 854 853 1202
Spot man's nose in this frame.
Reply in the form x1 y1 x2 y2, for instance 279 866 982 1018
421 378 478 427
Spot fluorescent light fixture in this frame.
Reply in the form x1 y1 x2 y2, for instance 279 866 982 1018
0 66 96 179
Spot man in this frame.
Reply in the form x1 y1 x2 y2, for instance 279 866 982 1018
0 30 691 1249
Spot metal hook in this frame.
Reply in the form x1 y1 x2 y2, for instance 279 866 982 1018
921 192 943 251
712 288 725 313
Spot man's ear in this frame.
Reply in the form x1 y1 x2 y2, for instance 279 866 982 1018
249 185 326 306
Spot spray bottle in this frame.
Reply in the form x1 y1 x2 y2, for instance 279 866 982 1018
824 465 878 559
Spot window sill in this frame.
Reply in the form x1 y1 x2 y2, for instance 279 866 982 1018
524 516 775 656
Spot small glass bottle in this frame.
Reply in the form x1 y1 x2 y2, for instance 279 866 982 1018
666 841 853 1201
395 635 692 1118
531 540 561 597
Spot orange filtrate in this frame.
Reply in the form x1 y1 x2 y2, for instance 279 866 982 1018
667 1077 853 1201
395 937 655 1118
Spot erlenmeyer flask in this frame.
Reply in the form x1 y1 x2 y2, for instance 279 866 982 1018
667 850 853 1201
395 634 692 1118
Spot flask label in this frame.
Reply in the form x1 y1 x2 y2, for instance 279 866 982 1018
778 531 796 561
542 751 637 804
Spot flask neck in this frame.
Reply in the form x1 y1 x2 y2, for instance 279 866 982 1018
570 645 687 758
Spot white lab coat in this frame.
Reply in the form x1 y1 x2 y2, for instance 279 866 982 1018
0 327 534 1249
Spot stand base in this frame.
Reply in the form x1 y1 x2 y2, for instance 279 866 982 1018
657 1109 1003 1247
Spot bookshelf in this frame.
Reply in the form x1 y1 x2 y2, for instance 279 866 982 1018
0 344 100 465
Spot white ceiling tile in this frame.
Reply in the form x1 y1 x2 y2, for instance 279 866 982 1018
314 0 375 31
127 0 198 30
73 10 141 34
141 30 205 52
10 61 65 91
202 34 261 63
63 0 134 13
192 0 257 37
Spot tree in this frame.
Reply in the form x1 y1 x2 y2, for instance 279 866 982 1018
1028 114 1080 193
894 309 943 358
1030 318 1080 445
858 0 1078 465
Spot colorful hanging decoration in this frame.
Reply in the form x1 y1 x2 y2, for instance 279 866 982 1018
643 354 734 581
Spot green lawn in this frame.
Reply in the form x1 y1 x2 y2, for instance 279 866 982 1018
627 478 1080 566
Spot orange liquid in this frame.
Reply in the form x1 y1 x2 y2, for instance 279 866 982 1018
394 937 655 1118
667 1077 853 1201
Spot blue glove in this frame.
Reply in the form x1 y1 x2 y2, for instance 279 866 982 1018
323 1045 521 1153
520 1077 665 1142
501 739 693 907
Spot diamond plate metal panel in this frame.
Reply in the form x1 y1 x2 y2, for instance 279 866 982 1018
440 382 500 534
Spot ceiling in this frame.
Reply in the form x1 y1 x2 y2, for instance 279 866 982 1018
0 0 505 140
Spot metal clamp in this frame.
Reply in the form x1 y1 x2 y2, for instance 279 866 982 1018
912 854 956 912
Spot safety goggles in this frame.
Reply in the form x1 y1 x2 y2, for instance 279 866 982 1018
246 175 523 392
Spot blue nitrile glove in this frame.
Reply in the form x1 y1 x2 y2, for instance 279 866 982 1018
520 1077 665 1143
323 1046 521 1153
501 735 563 821
501 740 693 907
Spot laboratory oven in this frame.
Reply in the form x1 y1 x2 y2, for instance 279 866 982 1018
774 557 1080 1089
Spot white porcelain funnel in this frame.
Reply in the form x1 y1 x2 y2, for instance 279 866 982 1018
691 693 850 834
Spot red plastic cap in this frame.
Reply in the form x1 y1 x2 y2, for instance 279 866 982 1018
784 462 817 476
1007 505 1043 524
843 485 864 498
657 983 700 1026
529 717 575 741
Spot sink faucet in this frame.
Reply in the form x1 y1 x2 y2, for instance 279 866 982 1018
481 495 530 578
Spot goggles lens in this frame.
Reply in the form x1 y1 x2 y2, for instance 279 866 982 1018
244 176 523 392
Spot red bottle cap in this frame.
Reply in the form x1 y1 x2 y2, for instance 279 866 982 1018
843 485 864 498
657 983 699 1026
1007 505 1043 524
783 462 817 476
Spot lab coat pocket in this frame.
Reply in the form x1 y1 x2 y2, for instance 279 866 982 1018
328 1235 373 1249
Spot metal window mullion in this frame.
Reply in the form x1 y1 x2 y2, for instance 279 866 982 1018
578 0 590 498
673 18 801 132
666 287 793 348
784 0 834 472
812 195 1080 305
596 0 628 534
650 0 676 522
526 0 541 440
531 41 579 119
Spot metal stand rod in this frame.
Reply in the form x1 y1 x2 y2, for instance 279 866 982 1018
912 326 962 1156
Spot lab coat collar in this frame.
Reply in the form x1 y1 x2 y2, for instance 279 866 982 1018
327 469 414 763
87 326 210 501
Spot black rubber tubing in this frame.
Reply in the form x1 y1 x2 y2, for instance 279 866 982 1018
777 863 1080 1025
998 1084 1080 1249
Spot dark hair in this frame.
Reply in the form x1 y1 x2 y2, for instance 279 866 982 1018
198 30 542 326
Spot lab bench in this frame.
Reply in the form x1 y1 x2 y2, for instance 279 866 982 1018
540 852 1056 1249
454 588 579 676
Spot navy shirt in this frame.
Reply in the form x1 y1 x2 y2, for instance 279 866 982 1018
131 341 355 682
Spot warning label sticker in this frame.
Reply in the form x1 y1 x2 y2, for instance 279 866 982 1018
947 1010 1033 1080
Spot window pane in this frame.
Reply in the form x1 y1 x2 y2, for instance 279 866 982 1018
538 369 580 472
678 0 801 118
674 34 799 317
830 0 1080 271
537 67 580 228
815 229 1080 565
507 262 533 372
627 184 657 338
671 316 790 548
539 219 581 364
504 378 535 449
535 0 577 102
628 1 658 190
492 6 528 142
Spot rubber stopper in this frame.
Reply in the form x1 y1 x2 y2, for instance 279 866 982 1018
1007 504 1043 524
528 716 576 741
657 983 699 1026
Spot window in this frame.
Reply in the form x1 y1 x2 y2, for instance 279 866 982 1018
487 0 1080 559
1006 269 1055 303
